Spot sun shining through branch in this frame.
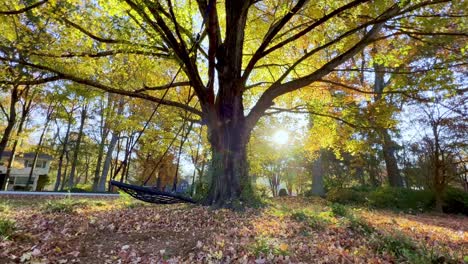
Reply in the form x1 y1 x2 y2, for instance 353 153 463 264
272 130 289 145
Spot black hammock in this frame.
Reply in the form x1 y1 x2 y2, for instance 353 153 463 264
110 180 196 204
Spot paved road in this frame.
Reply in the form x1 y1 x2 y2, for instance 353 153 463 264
0 191 120 197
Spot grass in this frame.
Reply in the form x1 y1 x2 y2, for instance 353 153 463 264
42 198 90 213
0 218 16 240
249 236 290 257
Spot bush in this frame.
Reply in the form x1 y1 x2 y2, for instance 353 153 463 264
36 174 50 191
326 186 468 215
291 210 331 230
368 187 434 212
443 188 468 215
0 218 16 240
278 189 288 197
373 232 418 260
330 203 348 217
326 188 367 204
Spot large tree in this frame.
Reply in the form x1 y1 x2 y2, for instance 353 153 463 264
0 0 465 206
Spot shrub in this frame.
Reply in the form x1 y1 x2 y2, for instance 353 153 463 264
0 202 10 213
36 174 50 191
348 215 374 235
367 187 434 212
249 236 289 257
278 189 288 197
330 203 348 217
372 232 417 259
326 188 367 204
291 210 331 230
443 188 468 215
0 218 16 240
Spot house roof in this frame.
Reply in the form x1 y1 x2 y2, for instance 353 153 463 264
0 150 53 161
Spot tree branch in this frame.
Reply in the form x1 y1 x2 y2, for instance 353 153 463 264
0 57 203 117
245 4 401 132
0 0 48 15
134 81 191 93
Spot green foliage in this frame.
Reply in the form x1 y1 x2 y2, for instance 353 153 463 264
442 188 468 215
330 203 348 217
0 218 16 240
0 202 10 213
250 236 271 257
326 188 367 204
291 210 331 230
36 174 50 191
367 187 434 212
255 185 270 199
328 187 468 215
249 236 290 257
278 189 288 197
347 215 374 235
42 199 88 213
373 232 415 257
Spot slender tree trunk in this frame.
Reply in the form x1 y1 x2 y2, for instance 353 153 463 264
26 103 54 189
5 87 33 190
92 95 112 191
0 86 20 190
68 103 88 188
173 121 193 191
55 119 72 191
97 98 124 192
60 151 70 190
97 130 118 192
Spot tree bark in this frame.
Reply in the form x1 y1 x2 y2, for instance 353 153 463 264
373 63 404 187
26 103 54 189
54 117 72 191
381 129 403 187
311 152 325 197
5 86 34 190
0 85 20 190
68 103 88 188
204 115 253 207
92 95 112 191
97 98 125 192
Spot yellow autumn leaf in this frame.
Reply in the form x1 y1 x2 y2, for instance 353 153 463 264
279 243 289 251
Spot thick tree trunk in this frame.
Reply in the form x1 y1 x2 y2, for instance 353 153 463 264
380 129 403 187
311 152 325 197
204 118 251 208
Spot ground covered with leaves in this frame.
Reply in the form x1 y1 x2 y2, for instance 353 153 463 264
0 195 466 263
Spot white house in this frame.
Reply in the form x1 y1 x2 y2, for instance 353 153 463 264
0 151 52 191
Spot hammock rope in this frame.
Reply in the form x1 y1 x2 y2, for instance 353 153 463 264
111 180 196 204
110 4 209 204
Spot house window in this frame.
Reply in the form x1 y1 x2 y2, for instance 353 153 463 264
38 161 47 168
24 160 33 167
24 160 47 168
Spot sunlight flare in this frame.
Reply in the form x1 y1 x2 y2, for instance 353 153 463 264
272 130 289 145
